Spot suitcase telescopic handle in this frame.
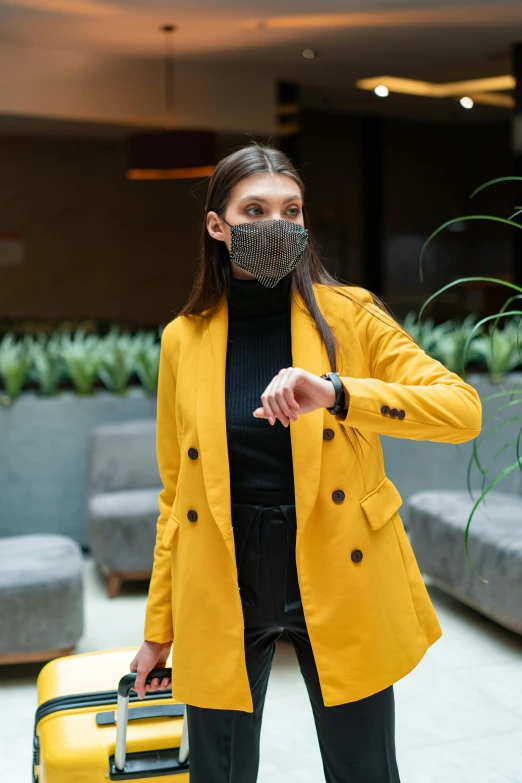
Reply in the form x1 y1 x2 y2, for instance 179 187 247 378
114 668 189 772
118 668 173 698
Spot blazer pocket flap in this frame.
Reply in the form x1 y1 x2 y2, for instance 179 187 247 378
359 476 403 531
162 514 180 549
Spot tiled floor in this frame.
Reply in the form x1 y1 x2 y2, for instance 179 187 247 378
2 556 521 782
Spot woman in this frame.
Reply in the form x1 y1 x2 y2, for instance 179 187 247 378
130 142 482 782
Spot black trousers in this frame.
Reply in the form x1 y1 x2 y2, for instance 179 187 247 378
185 494 402 783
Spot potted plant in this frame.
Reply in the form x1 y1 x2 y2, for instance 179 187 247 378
417 175 522 580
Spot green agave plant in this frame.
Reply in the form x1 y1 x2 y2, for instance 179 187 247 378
0 333 32 402
418 175 522 582
61 330 103 395
0 326 164 396
134 329 161 395
29 333 67 396
97 327 137 395
472 317 522 381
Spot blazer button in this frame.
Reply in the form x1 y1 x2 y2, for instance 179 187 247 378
323 428 335 441
390 408 398 418
187 510 198 523
351 549 363 563
188 447 199 460
332 489 345 503
381 405 390 415
398 410 406 420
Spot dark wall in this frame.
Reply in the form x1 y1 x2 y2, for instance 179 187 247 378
0 117 512 328
0 133 203 327
299 110 363 285
383 119 512 319
300 110 512 320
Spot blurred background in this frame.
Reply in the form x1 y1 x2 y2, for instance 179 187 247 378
1 3 522 783
0 0 521 332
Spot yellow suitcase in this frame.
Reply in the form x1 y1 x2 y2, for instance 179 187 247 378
33 647 190 782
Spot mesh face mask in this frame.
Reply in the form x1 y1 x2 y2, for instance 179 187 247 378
222 217 309 288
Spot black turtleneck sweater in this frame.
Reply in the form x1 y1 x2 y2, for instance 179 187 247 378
225 274 296 506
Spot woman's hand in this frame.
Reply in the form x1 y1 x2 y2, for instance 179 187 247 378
130 640 172 700
253 368 344 427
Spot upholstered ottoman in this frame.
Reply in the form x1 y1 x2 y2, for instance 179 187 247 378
0 534 84 664
88 488 160 597
406 488 522 634
87 419 161 598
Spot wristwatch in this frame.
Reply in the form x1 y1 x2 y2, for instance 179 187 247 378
321 371 346 415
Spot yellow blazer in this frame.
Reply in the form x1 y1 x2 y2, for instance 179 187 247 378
144 284 482 712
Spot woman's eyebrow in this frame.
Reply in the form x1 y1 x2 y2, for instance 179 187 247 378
239 194 302 204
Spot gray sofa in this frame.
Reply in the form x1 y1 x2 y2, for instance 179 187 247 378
406 470 522 634
87 419 161 598
0 534 84 663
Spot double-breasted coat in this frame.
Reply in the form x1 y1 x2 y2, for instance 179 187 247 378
143 283 482 713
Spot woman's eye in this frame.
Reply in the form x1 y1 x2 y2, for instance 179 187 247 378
245 205 301 218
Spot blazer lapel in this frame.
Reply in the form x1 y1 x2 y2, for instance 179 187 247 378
196 287 327 567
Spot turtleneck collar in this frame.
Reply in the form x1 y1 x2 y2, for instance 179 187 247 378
227 273 292 319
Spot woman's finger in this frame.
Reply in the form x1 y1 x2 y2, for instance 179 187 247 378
276 370 299 423
264 369 295 425
260 378 278 424
266 390 289 426
268 369 290 423
280 385 299 421
256 368 302 424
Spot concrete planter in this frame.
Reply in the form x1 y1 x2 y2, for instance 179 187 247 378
382 372 522 526
1 373 520 546
0 388 156 547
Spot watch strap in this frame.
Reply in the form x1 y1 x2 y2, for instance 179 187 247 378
321 372 346 415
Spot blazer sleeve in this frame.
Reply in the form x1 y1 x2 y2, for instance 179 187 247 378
334 287 482 444
144 321 181 644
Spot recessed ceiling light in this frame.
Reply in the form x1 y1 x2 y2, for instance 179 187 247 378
302 48 316 59
356 75 514 108
460 96 474 109
374 85 389 98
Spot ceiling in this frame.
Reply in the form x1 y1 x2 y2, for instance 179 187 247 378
0 0 521 129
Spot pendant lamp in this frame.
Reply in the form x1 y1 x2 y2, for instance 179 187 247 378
126 24 217 180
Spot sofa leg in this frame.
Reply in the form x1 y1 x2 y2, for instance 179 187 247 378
108 572 123 599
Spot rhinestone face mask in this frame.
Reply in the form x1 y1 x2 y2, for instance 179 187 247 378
222 217 309 288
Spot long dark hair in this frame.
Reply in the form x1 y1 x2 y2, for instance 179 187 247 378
177 141 414 374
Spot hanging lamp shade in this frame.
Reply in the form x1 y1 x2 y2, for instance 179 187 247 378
125 25 218 180
126 129 218 180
